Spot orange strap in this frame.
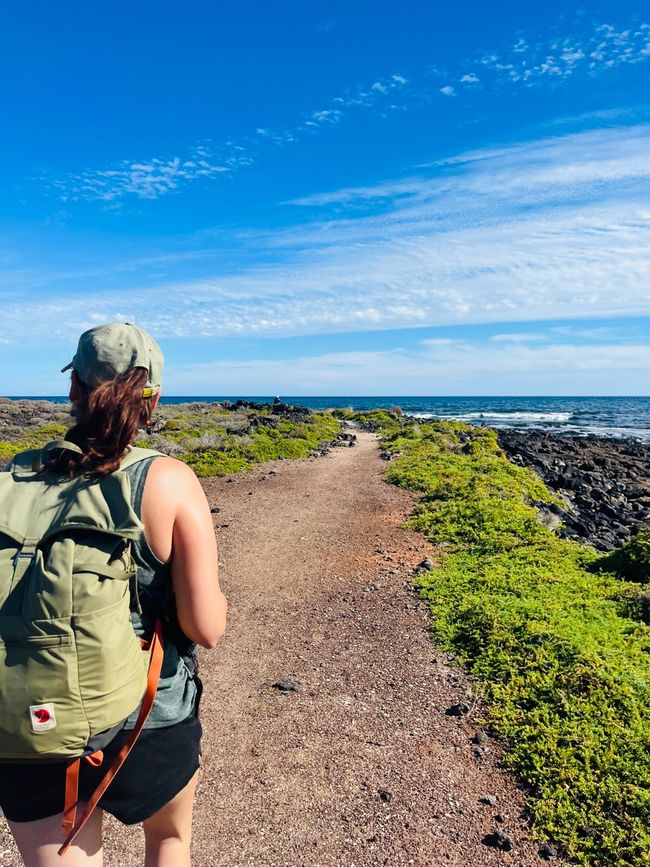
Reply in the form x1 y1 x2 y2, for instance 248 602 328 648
58 621 164 857
62 759 80 836
62 749 105 836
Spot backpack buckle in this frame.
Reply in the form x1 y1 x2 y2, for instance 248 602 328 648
13 539 38 569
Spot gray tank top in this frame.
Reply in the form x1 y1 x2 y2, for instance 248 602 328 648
122 458 198 729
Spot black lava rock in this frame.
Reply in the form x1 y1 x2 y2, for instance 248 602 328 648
482 830 514 851
271 679 300 693
445 702 470 716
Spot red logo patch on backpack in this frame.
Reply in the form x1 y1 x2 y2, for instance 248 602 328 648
29 702 57 732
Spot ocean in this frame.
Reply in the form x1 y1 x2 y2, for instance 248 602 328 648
12 395 650 441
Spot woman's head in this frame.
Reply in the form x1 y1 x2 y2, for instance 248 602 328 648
50 322 164 477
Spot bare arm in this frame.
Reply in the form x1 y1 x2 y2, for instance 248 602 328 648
142 457 228 649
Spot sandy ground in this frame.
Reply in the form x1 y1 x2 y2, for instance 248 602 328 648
0 431 555 866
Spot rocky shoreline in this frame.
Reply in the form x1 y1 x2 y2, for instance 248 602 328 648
497 429 650 551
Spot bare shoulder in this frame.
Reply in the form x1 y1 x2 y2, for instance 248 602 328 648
145 456 205 498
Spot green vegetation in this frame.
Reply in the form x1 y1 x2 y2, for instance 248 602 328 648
142 408 341 476
596 528 650 584
355 410 650 866
0 423 68 461
0 400 341 478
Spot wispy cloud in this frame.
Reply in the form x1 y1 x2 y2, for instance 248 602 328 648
45 17 650 203
11 123 650 345
162 339 650 396
51 145 245 203
475 22 650 87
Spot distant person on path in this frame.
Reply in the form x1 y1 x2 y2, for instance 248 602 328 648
273 394 281 405
0 323 228 866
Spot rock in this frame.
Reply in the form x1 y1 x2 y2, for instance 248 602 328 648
378 788 392 803
210 506 221 513
271 679 300 693
479 794 497 806
496 430 650 551
473 746 487 757
445 702 470 717
482 830 514 852
471 731 489 745
536 507 563 531
414 556 435 573
539 842 558 859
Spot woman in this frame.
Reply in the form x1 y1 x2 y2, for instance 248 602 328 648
0 322 228 866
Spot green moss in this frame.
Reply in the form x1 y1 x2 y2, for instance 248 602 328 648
0 422 69 461
360 414 650 866
181 450 251 476
2 402 340 479
146 409 341 477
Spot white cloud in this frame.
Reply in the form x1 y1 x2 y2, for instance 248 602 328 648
53 149 234 203
478 21 650 86
490 333 546 342
160 340 650 396
45 17 650 203
13 124 650 344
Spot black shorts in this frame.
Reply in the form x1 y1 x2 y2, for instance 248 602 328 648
0 711 202 826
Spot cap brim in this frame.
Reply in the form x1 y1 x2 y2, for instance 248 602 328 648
60 361 73 373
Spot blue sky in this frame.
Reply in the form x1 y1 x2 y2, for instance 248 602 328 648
2 0 650 395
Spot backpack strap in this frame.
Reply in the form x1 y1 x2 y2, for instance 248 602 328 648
30 440 84 473
117 447 166 472
11 444 164 477
59 619 165 855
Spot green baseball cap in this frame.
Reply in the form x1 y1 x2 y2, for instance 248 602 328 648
61 322 164 397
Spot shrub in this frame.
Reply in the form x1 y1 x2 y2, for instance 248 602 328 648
367 415 650 866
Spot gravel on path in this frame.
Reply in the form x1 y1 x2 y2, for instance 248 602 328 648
0 431 553 866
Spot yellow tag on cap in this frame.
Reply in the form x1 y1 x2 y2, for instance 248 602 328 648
142 387 154 399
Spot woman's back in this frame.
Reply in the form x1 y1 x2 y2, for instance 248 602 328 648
0 322 227 867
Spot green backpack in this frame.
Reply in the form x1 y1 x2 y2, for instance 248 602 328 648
0 440 166 853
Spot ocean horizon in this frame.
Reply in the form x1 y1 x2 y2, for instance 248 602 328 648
6 395 650 441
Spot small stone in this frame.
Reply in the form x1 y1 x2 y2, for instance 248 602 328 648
370 582 381 591
445 702 470 717
271 679 300 693
378 788 392 803
473 746 487 757
210 506 221 513
479 794 497 806
539 842 557 860
482 830 514 852
471 731 489 745
494 813 505 823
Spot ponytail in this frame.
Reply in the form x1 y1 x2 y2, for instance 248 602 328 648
47 368 155 477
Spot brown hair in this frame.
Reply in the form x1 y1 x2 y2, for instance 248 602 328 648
47 368 156 478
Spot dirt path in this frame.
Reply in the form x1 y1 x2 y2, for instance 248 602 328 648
1 431 550 866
